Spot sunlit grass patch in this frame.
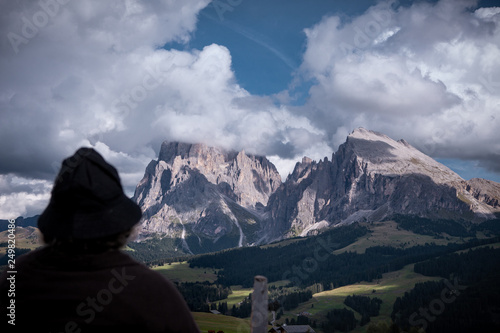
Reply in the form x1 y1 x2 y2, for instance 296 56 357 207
153 261 218 283
334 220 463 254
274 264 441 332
192 312 252 333
223 285 253 307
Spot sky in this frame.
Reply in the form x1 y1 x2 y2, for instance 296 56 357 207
1 0 500 218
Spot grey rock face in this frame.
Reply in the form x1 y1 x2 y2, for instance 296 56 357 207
265 128 500 240
155 142 281 208
466 178 500 208
133 129 500 249
133 141 282 253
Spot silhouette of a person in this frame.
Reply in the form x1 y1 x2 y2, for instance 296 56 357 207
0 148 200 332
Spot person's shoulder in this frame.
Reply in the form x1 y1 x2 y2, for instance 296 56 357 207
0 246 46 282
112 251 170 281
7 246 48 267
110 250 152 271
115 251 183 287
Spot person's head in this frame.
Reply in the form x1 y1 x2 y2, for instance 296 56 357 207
38 148 142 254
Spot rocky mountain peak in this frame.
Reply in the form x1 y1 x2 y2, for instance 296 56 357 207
348 127 388 140
155 141 281 207
158 142 232 184
344 127 463 186
302 156 313 164
133 130 500 251
339 128 500 218
133 141 283 252
265 128 500 240
467 178 500 208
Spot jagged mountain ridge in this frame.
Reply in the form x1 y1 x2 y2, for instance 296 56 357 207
133 129 500 251
467 178 500 208
133 142 281 253
264 128 500 240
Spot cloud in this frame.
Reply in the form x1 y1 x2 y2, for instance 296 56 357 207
142 44 325 159
0 0 214 216
1 0 213 178
1 0 500 218
299 0 500 173
0 175 51 218
0 0 328 217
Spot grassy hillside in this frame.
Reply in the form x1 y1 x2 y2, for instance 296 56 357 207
161 233 460 331
334 220 467 254
187 263 442 332
147 245 498 332
222 285 253 307
0 226 41 255
275 264 441 332
192 312 254 333
2 217 499 332
153 261 218 283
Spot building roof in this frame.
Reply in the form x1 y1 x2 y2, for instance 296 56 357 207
283 325 316 333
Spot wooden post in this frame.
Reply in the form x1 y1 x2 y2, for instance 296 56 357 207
251 275 268 333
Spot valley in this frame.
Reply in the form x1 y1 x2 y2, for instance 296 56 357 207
152 258 443 332
2 128 500 332
332 220 466 255
142 221 500 332
1 214 500 332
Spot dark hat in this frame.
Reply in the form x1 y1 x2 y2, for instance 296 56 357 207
38 148 142 239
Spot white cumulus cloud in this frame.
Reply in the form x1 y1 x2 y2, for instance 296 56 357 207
299 0 500 171
0 0 327 217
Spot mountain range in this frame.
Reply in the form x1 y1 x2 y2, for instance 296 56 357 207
132 128 500 254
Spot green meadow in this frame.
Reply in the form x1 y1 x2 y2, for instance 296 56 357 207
146 222 482 332
152 248 444 332
153 261 218 283
192 312 253 333
0 226 41 255
2 221 497 332
277 263 441 332
334 220 466 254
222 285 253 307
